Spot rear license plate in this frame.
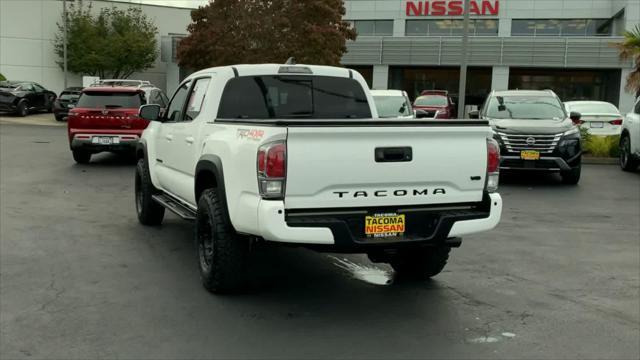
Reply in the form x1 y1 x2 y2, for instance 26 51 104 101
365 213 405 238
521 150 540 160
92 136 120 145
590 122 604 128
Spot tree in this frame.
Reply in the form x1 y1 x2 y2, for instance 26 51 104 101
177 0 356 70
614 25 640 96
0 73 6 81
54 3 158 79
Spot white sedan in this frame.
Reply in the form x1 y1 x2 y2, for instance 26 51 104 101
564 101 623 136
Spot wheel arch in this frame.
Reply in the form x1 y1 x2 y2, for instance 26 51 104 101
195 155 228 208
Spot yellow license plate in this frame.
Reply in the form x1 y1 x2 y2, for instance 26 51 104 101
521 150 540 160
365 213 405 237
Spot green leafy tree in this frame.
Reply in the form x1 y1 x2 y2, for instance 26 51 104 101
177 0 356 70
0 73 6 81
614 25 640 96
54 3 158 79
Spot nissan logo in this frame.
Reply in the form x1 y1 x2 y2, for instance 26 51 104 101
526 137 536 146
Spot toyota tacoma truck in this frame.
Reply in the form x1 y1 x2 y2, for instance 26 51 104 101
134 63 502 293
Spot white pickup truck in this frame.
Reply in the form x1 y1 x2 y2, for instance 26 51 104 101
134 63 502 293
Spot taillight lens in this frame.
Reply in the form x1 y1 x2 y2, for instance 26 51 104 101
486 138 500 193
609 119 623 126
257 141 286 199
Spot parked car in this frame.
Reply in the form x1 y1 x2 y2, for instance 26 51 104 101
564 100 623 136
412 90 456 119
53 87 83 121
92 79 153 87
134 63 502 293
67 87 150 164
620 97 640 171
0 81 57 116
371 89 414 118
470 90 582 184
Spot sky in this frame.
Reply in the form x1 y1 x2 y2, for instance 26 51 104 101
121 0 209 9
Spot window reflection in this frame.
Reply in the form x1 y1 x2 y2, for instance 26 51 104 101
511 19 613 37
405 20 498 36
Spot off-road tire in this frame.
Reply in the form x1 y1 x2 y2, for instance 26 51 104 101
196 189 249 294
72 150 91 164
390 246 451 279
561 165 581 185
620 135 639 172
135 158 165 225
17 101 28 117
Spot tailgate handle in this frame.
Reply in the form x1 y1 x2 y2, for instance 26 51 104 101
375 147 412 163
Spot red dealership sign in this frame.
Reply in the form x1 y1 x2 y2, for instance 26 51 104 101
406 1 500 16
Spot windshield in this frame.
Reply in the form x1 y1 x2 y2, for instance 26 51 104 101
414 95 447 107
374 96 412 118
566 102 619 114
76 92 142 109
485 96 566 120
60 92 81 101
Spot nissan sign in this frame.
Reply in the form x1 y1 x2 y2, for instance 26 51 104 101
406 0 500 16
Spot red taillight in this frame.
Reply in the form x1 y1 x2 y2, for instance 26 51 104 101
609 119 623 125
257 141 287 199
266 143 286 178
487 139 500 173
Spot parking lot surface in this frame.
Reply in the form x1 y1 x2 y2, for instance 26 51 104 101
1 123 639 359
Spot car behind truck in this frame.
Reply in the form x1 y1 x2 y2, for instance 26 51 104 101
134 64 503 293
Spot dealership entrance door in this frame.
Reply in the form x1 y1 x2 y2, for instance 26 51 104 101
509 68 621 104
388 66 492 109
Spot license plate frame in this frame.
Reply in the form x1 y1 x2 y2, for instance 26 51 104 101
92 136 120 145
365 213 406 238
520 150 540 161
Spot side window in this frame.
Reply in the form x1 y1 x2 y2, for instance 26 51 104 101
184 78 211 121
635 99 640 114
33 84 45 92
153 91 167 108
165 81 191 122
21 83 35 92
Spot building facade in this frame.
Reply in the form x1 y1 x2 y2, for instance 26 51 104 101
1 0 638 113
342 0 639 113
0 0 191 95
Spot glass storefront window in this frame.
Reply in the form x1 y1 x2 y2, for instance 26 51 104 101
405 20 498 36
511 19 612 37
352 20 393 36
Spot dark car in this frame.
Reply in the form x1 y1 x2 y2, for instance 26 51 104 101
470 89 583 184
53 87 83 121
0 81 57 117
412 90 456 119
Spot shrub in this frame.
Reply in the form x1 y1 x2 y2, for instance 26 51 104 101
584 135 620 158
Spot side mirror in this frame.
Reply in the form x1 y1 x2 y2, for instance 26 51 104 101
415 109 430 119
139 104 161 121
469 110 480 119
570 111 582 125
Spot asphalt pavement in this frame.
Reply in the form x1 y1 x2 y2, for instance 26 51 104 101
1 122 639 359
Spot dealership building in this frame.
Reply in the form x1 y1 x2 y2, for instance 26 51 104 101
1 0 638 113
342 0 639 112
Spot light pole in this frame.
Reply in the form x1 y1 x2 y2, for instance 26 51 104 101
63 0 68 88
457 0 471 118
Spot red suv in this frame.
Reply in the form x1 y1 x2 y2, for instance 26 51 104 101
67 87 151 164
412 90 456 119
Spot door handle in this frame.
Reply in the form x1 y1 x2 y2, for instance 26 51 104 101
165 134 173 141
375 147 413 163
185 136 194 144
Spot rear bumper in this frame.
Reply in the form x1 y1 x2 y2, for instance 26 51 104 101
256 193 502 252
70 133 140 152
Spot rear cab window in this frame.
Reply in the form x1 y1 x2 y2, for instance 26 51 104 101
77 91 143 109
217 76 371 120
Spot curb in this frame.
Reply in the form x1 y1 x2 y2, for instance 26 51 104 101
583 157 618 165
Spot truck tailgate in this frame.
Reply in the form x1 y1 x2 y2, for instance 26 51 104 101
285 126 490 209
